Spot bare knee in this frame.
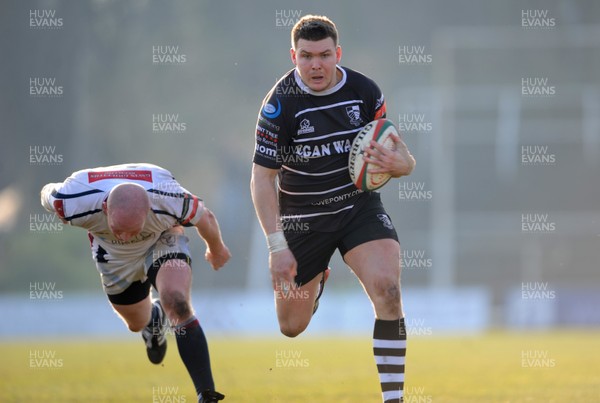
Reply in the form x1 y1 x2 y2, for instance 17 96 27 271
278 316 310 338
120 311 150 333
112 303 151 333
371 276 401 317
275 279 319 338
160 290 192 321
126 321 147 333
279 323 306 338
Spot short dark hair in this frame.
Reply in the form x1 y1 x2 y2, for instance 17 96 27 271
291 15 339 49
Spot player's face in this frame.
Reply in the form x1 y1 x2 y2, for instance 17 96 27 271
291 38 342 92
103 202 145 242
108 217 144 242
110 226 142 242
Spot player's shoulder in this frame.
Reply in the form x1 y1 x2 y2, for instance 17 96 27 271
259 69 299 124
108 162 174 177
273 68 296 89
136 163 175 181
342 66 380 91
263 69 297 100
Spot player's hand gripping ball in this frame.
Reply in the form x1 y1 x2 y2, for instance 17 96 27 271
348 119 399 191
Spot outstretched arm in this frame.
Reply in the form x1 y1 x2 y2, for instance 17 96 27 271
194 207 231 270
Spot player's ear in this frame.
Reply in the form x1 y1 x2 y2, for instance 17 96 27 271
102 201 108 215
336 45 342 63
290 47 297 65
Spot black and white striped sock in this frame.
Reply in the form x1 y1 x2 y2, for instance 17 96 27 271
373 318 406 403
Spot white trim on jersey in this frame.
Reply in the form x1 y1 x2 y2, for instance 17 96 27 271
41 164 204 228
293 65 347 97
292 127 362 143
281 165 347 177
294 99 364 119
279 181 355 196
281 204 354 220
40 164 205 262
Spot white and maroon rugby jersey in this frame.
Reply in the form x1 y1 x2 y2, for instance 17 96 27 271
41 163 203 258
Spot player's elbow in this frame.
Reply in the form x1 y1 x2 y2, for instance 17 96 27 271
40 183 55 211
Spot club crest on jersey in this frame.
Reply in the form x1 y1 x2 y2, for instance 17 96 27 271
297 118 315 135
377 213 394 230
346 105 362 126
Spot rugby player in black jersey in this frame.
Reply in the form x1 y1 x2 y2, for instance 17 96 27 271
250 15 415 403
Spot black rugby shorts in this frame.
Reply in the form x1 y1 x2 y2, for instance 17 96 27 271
284 194 399 286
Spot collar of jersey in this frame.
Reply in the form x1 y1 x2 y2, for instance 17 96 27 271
293 66 347 96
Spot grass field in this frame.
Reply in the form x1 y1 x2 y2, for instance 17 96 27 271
1 331 599 402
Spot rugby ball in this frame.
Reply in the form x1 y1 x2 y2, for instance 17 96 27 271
348 119 397 191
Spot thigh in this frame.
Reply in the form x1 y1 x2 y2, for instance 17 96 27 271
107 279 153 330
344 238 403 319
111 292 152 331
344 238 401 286
339 200 403 319
275 230 337 332
338 195 400 276
145 226 193 295
286 229 337 286
337 195 398 257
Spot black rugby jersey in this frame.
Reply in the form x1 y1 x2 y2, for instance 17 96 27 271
253 66 387 232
